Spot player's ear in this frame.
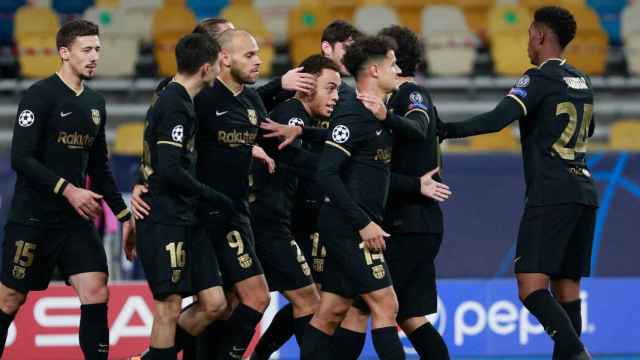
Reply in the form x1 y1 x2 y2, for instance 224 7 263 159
321 41 332 57
220 48 232 67
59 46 70 62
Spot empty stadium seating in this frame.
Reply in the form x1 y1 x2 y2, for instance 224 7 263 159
487 3 532 76
609 120 640 150
14 3 60 78
114 122 145 155
622 2 640 75
152 2 197 77
288 3 331 66
564 4 609 75
354 4 400 35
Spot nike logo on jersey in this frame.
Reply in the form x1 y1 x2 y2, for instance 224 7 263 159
216 110 228 116
376 129 383 136
514 256 522 263
60 112 72 117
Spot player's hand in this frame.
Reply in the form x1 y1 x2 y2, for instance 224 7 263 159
252 145 276 173
420 167 452 202
359 221 390 252
260 119 303 150
281 67 316 94
357 93 387 121
122 218 137 261
131 184 151 220
63 184 103 220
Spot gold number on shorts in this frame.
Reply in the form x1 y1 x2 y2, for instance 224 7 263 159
310 232 325 258
552 102 593 160
358 242 385 266
14 240 36 267
226 231 245 256
165 241 186 268
290 240 306 263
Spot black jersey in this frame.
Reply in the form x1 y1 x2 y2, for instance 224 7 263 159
317 90 394 230
194 78 268 206
506 59 598 207
9 74 129 225
385 81 443 234
251 98 319 228
141 82 228 225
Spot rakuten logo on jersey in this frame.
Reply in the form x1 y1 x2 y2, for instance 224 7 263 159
452 290 594 346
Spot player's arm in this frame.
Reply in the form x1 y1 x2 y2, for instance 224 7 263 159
87 104 131 222
156 110 232 210
256 67 315 111
390 169 451 202
278 146 320 179
441 97 523 139
11 87 70 195
358 92 427 140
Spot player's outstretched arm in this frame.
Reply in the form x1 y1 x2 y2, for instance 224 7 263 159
358 92 428 140
441 97 523 140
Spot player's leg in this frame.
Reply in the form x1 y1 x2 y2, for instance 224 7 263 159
250 302 294 360
332 304 368 360
283 283 320 344
0 283 27 355
301 291 353 360
551 278 582 359
361 286 405 360
144 294 183 360
69 271 110 359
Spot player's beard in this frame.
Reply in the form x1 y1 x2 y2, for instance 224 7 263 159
231 66 256 85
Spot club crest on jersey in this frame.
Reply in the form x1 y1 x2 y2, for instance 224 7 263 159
515 75 530 88
332 125 350 144
18 109 35 127
91 109 101 126
171 125 184 143
247 109 258 125
288 117 304 126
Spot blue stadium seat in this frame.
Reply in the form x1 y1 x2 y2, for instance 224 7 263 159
187 0 228 20
0 0 25 14
53 0 95 15
0 13 13 46
588 0 628 44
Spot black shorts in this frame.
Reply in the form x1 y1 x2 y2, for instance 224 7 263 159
206 211 264 287
295 229 326 284
1 221 107 293
318 207 392 299
253 224 313 292
136 220 221 300
386 232 442 320
515 204 597 278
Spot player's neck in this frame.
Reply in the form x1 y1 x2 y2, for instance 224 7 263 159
218 70 243 95
356 78 387 101
537 49 564 67
56 66 84 95
173 73 204 100
397 76 414 86
294 94 314 116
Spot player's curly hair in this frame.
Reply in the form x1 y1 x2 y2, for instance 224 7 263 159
343 35 397 79
534 6 577 49
378 25 424 77
321 20 363 46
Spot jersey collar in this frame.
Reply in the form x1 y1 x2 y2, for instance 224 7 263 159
538 58 566 69
216 76 243 96
55 72 84 96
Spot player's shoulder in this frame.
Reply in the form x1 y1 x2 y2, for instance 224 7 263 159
156 82 191 114
81 85 105 103
23 74 59 99
269 98 311 126
393 81 433 111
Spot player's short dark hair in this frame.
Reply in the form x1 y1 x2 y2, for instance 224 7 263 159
343 35 397 79
193 18 231 40
321 20 363 46
299 54 341 75
56 20 99 50
534 6 577 49
378 25 423 77
175 33 221 75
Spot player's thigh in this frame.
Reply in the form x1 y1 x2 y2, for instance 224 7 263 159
557 205 597 279
1 222 59 293
58 221 108 281
191 225 223 294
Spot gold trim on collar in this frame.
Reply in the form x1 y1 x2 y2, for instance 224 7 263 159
217 77 243 96
56 72 84 96
538 58 566 69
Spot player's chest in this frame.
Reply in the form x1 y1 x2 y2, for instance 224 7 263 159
207 103 263 145
359 125 394 164
47 99 102 150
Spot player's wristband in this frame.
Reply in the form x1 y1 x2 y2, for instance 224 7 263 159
53 178 69 196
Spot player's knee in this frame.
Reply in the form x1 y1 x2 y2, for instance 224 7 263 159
0 287 26 315
368 293 399 320
201 295 228 321
250 290 270 312
78 282 109 304
155 297 182 324
320 302 350 327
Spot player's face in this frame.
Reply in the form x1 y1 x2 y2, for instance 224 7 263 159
527 23 543 66
308 69 341 118
324 39 354 75
230 34 262 85
377 50 400 94
61 35 100 80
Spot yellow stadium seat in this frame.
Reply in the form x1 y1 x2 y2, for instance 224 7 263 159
114 122 145 156
96 0 120 7
456 0 493 41
221 4 275 77
324 0 358 22
487 3 531 38
609 120 640 150
491 33 531 76
520 0 556 13
388 0 427 33
14 5 60 78
469 126 519 151
288 4 332 66
562 6 608 75
152 4 197 76
164 0 186 5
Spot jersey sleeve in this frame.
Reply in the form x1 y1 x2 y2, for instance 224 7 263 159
87 102 131 222
317 115 371 230
255 77 294 112
10 85 70 196
384 86 430 140
505 69 546 117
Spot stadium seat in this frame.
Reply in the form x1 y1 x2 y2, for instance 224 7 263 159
84 6 138 77
588 0 627 44
324 0 358 23
288 3 331 66
388 0 427 33
564 5 608 75
221 4 275 76
520 0 556 13
120 0 163 42
187 0 228 20
456 0 494 41
609 120 640 150
152 4 197 76
0 0 25 13
254 0 300 45
353 4 400 35
422 5 477 76
53 0 94 15
96 0 119 7
0 14 14 46
468 126 519 151
14 3 60 78
487 3 531 37
487 3 531 76
622 3 640 75
114 122 145 156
